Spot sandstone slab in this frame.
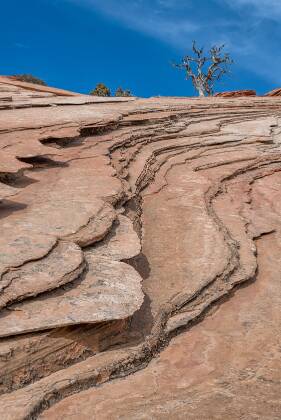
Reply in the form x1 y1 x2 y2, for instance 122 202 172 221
0 255 143 337
0 241 84 309
85 215 141 261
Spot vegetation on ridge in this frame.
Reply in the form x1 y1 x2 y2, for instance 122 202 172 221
12 74 47 86
115 87 133 97
90 83 133 97
89 83 111 97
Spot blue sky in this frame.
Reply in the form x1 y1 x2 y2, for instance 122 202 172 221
2 0 281 96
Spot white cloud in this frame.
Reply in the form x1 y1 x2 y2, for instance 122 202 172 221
70 0 199 46
66 0 281 85
222 0 281 19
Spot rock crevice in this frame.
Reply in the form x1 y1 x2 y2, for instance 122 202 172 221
0 80 280 419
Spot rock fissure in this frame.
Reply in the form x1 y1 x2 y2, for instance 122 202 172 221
0 85 280 419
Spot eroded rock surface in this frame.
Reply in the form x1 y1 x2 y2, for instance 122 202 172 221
215 89 256 97
0 79 280 419
264 87 281 96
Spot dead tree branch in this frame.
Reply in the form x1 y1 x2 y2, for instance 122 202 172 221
173 41 233 97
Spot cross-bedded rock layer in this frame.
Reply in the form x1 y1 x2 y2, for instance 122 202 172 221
0 79 280 419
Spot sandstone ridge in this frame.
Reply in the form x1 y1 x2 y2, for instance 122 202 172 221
0 78 280 419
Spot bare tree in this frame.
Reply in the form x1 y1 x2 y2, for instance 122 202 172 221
173 41 233 97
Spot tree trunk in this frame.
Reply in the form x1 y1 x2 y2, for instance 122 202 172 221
198 86 205 97
193 77 205 97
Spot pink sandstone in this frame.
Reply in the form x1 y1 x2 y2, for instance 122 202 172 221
0 78 280 419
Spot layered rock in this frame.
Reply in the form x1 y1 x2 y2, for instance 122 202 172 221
215 89 256 97
0 79 280 419
264 87 281 96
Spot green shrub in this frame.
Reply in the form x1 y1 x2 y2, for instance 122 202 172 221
90 83 111 97
13 74 47 86
115 87 133 97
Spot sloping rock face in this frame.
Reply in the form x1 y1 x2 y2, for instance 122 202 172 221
265 87 281 96
0 80 280 419
0 75 81 97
